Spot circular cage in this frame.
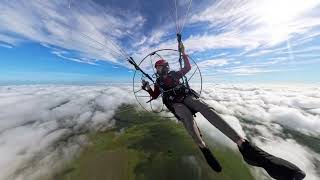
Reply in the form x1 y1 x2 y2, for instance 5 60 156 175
132 48 202 116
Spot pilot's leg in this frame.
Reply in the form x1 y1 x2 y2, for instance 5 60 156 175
183 95 241 143
183 96 306 179
172 102 222 172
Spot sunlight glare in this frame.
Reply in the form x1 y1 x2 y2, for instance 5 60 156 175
254 0 319 44
256 0 317 26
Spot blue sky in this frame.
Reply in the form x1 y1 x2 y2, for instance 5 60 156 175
0 0 320 84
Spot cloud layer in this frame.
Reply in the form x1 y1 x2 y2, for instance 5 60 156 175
0 85 135 180
0 84 319 179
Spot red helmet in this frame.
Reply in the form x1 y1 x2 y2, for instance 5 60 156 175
155 59 168 68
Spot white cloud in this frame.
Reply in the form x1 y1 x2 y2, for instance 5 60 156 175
0 0 146 64
221 67 273 76
0 43 13 49
0 85 136 180
197 58 229 69
183 31 261 52
269 106 320 135
187 0 320 53
51 50 98 65
200 83 320 136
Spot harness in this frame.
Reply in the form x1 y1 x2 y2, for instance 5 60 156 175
157 71 186 101
156 71 199 118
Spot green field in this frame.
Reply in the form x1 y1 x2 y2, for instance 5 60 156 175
51 105 255 180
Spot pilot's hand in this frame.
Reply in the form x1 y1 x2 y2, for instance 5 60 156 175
141 79 151 91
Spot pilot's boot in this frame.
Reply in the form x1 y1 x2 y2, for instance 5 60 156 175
199 146 222 172
238 140 306 180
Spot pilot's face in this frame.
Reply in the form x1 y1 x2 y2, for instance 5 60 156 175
156 65 164 74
